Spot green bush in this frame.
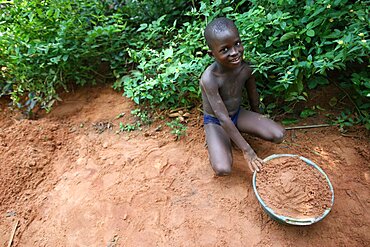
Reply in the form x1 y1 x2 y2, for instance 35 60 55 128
111 1 243 108
0 0 123 113
235 0 369 103
112 0 369 123
112 14 210 108
0 0 369 128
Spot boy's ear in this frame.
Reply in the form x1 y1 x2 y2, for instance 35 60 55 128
207 50 214 57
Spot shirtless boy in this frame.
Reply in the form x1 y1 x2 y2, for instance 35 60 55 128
200 17 285 175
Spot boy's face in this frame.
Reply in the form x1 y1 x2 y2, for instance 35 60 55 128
208 27 244 69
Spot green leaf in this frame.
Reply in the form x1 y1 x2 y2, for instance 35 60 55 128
306 18 323 30
187 86 196 92
137 23 148 32
329 97 338 107
163 48 173 60
166 65 177 74
309 6 325 19
282 118 299 125
300 108 316 118
280 22 287 30
266 40 273 47
280 32 296 42
306 29 315 37
316 105 326 111
360 103 370 110
266 103 276 110
222 7 233 13
307 76 329 89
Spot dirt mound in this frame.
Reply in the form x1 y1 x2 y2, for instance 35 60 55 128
0 84 369 247
0 120 65 210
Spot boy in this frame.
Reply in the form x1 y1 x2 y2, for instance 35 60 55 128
200 17 285 176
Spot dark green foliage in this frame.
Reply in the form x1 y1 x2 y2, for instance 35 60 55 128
0 0 120 112
107 0 192 26
0 0 369 128
234 0 369 101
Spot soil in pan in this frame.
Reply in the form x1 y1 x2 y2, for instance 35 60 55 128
256 156 333 219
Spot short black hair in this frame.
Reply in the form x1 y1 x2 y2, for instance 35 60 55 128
204 17 238 48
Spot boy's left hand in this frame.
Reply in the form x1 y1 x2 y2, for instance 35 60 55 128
243 151 264 173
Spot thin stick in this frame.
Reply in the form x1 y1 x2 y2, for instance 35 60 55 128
8 220 19 247
285 124 331 130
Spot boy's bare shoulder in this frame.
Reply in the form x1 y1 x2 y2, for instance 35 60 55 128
200 64 216 87
241 60 253 73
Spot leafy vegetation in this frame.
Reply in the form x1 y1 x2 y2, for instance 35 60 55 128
118 108 152 132
0 0 369 129
166 119 188 140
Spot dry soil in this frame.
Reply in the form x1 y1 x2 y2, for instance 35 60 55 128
0 85 369 247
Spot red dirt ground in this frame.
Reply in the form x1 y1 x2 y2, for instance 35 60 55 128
1 85 369 247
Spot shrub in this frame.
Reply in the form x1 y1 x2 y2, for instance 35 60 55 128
0 0 368 128
234 0 369 101
0 0 122 113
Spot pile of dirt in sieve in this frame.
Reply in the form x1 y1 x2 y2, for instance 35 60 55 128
256 156 333 219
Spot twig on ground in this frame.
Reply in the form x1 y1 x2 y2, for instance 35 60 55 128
340 133 363 138
8 220 19 247
169 106 190 113
285 124 331 130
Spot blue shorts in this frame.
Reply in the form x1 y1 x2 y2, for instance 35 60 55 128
204 107 240 126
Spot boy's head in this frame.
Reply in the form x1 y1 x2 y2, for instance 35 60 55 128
204 17 239 50
204 17 244 68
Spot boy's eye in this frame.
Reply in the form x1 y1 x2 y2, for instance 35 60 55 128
235 41 241 46
220 47 228 53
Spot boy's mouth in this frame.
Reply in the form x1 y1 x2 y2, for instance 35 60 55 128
230 56 241 64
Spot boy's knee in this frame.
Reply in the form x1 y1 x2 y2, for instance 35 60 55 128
212 163 232 176
271 128 286 143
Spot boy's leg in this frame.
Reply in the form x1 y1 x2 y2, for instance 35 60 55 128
204 123 233 176
236 108 285 143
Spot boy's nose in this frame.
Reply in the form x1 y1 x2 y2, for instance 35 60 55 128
229 47 238 56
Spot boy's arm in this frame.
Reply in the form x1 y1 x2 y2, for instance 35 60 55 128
200 78 262 172
246 73 260 113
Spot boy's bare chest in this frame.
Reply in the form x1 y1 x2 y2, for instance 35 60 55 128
218 77 245 98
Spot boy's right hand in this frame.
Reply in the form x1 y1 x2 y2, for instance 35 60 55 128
243 150 264 173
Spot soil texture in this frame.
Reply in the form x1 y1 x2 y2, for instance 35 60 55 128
256 156 333 219
0 84 369 247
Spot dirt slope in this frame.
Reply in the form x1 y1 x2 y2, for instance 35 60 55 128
1 85 369 247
